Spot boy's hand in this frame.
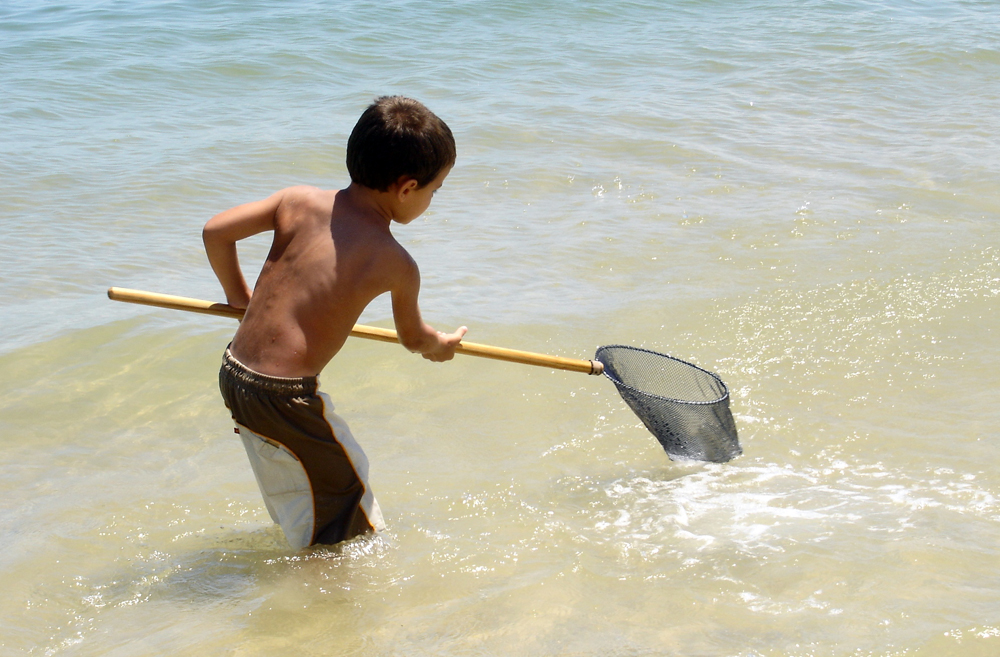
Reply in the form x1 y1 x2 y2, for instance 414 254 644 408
422 326 468 362
225 290 251 311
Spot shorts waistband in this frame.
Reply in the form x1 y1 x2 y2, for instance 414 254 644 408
222 347 317 396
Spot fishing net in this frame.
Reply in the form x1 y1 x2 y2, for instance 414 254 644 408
595 345 741 463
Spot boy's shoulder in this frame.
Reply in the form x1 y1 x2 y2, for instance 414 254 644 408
276 184 410 258
268 185 337 227
276 184 336 210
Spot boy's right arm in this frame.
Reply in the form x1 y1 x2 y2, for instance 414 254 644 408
202 190 284 309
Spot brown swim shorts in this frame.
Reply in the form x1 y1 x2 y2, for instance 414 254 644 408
219 347 385 548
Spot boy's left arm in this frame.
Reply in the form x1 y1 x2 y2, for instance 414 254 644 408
390 254 467 362
202 190 284 308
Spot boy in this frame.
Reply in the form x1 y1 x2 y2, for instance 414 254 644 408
203 96 467 549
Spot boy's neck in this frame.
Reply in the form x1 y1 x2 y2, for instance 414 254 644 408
340 182 397 227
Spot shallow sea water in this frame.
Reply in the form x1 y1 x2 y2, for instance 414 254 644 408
2 1 1000 655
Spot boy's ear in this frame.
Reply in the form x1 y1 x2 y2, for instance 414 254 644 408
393 176 420 201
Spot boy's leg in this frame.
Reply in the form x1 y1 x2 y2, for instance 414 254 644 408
316 391 386 538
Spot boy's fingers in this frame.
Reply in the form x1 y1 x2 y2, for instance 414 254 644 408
425 326 467 362
440 326 466 343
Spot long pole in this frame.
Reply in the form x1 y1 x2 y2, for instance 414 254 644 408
107 287 603 375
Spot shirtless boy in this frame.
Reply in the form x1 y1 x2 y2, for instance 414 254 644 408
203 96 466 549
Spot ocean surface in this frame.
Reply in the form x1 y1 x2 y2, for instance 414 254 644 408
2 1 1000 655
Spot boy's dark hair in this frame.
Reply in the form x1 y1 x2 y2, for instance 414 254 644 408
347 96 456 192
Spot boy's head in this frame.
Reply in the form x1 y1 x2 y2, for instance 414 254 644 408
347 96 456 192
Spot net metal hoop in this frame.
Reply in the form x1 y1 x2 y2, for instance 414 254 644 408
596 345 730 405
595 344 741 462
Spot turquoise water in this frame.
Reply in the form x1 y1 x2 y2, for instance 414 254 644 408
2 1 1000 655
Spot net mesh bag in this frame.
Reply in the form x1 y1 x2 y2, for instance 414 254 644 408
595 345 741 463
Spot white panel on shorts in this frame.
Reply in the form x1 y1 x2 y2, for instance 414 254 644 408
237 423 315 550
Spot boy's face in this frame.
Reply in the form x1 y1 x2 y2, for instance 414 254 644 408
393 166 451 224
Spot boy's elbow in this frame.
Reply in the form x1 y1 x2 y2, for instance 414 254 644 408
202 222 217 248
202 218 233 253
202 217 223 243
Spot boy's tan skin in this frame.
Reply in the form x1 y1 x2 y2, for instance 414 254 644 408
203 166 466 378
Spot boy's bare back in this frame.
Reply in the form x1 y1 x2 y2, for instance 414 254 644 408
236 185 404 377
204 167 462 378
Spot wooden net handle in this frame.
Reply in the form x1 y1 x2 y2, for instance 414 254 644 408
107 287 604 375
